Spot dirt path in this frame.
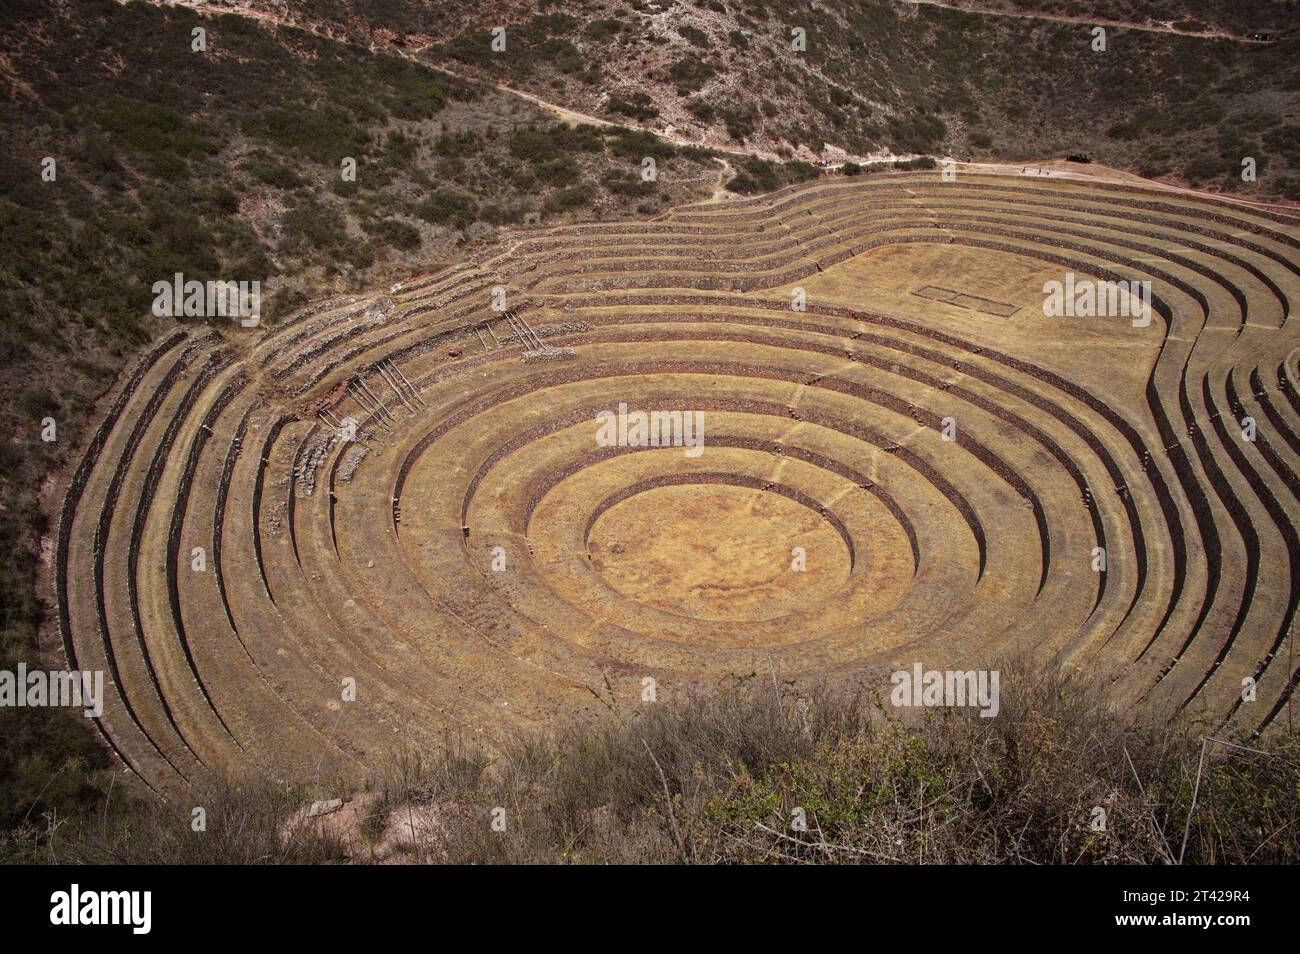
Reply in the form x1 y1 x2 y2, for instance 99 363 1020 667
895 0 1262 42
446 68 619 130
431 64 819 164
710 158 734 201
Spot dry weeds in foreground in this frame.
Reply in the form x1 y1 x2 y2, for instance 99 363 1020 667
10 664 1299 865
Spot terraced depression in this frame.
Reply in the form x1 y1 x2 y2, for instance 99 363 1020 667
52 170 1300 794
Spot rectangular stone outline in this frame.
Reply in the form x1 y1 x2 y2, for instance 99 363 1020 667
913 285 1019 318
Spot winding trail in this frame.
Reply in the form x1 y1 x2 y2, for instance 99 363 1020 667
896 0 1272 42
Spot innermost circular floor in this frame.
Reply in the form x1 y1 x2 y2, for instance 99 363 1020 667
586 483 853 622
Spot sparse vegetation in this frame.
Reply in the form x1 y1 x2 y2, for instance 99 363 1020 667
419 0 1300 199
9 667 1296 864
726 155 820 193
606 91 660 121
677 25 712 49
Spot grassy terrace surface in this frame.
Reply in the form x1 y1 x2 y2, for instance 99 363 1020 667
46 170 1300 803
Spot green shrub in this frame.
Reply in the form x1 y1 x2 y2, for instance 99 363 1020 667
441 30 496 68
584 18 624 40
785 160 820 182
601 170 655 197
433 131 480 158
383 129 419 163
509 127 562 163
364 217 421 251
251 102 369 165
720 106 758 141
93 97 217 159
200 184 240 216
607 128 676 160
669 57 715 94
281 200 347 252
1263 123 1300 154
607 91 660 121
480 203 527 225
553 124 607 153
242 152 307 189
887 112 947 153
415 189 477 229
1183 154 1226 183
534 157 581 186
678 25 711 49
686 98 715 121
893 156 937 170
528 12 579 35
374 57 446 120
544 182 594 213
727 156 780 194
538 38 584 74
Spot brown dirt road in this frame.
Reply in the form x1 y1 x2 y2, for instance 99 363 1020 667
896 0 1268 42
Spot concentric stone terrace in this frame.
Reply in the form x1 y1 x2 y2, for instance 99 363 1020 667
53 173 1300 792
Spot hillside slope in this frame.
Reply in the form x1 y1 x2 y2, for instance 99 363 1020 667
166 0 1300 199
